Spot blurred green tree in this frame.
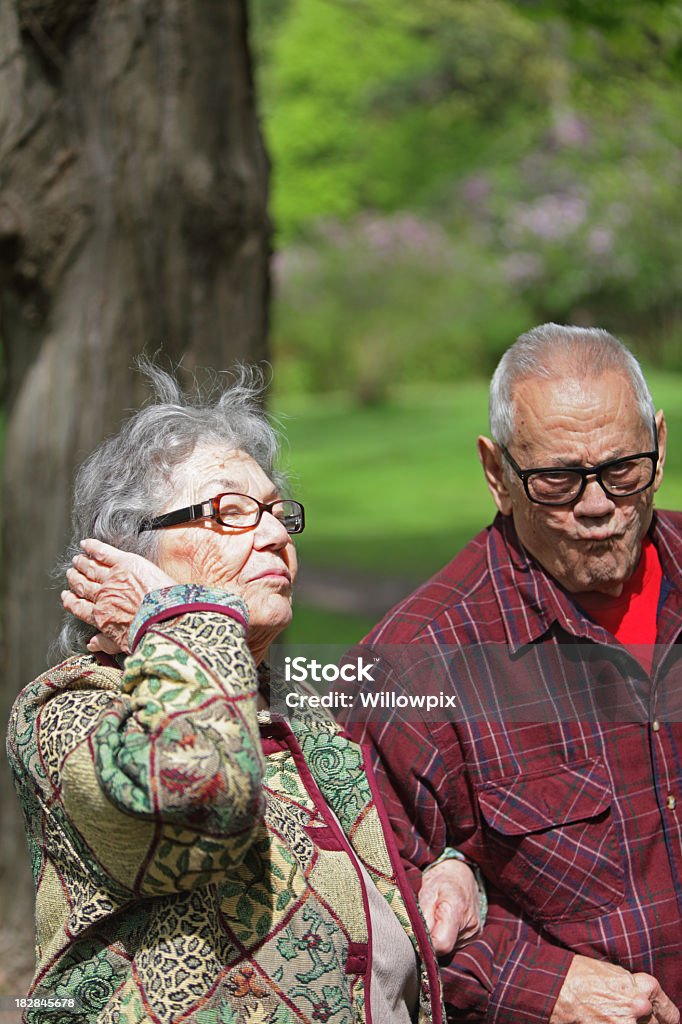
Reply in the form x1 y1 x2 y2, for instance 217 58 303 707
253 0 682 399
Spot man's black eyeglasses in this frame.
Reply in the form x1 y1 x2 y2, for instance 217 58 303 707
139 492 305 534
500 438 659 507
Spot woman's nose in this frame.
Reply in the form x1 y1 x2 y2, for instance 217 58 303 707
253 510 290 549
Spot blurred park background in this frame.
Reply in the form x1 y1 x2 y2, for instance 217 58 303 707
251 0 682 640
1 0 682 999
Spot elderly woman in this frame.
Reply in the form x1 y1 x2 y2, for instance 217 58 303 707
7 366 478 1024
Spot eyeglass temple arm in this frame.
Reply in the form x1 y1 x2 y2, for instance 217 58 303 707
500 445 524 477
140 500 212 532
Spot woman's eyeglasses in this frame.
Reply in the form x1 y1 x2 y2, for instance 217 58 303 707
139 492 305 534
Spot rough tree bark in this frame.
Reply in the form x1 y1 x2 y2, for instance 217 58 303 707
0 0 270 965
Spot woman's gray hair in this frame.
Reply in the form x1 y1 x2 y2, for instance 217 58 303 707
489 323 656 448
55 360 287 657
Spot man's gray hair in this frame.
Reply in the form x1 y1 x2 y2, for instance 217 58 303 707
489 323 656 447
56 360 286 657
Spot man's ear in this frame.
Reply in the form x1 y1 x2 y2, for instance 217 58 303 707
653 409 667 491
477 436 514 515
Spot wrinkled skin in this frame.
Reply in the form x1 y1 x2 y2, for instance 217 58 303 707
63 447 297 663
478 372 667 597
550 956 679 1024
418 858 483 954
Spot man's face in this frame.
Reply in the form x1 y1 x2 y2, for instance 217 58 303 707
478 371 666 596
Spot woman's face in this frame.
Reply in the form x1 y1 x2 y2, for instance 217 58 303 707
155 447 298 653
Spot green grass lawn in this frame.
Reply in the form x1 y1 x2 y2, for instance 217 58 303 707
283 604 377 645
275 381 493 579
275 371 682 643
275 370 682 579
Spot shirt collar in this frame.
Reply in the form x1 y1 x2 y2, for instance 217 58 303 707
651 510 682 592
647 510 682 646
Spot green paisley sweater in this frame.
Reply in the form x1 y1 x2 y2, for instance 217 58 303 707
7 585 443 1024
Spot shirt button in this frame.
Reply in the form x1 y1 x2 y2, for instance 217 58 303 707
667 795 676 810
652 720 660 732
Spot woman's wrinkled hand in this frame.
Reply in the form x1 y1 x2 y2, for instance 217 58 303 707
62 538 177 654
418 857 483 956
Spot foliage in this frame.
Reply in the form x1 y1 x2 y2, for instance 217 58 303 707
252 0 682 399
271 215 533 401
256 0 552 239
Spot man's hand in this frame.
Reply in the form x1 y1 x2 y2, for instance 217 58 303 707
550 955 680 1024
418 857 483 956
62 538 177 654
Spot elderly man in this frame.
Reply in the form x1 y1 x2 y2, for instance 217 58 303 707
358 325 682 1023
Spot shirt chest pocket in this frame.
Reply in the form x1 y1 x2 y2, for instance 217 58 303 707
475 757 625 923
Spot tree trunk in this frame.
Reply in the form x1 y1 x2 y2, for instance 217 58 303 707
0 0 270 969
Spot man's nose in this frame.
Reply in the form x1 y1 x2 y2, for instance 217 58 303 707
573 475 615 516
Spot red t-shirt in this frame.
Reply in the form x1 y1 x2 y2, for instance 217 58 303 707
576 535 662 673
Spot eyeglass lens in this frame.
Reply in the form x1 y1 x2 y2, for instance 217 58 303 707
528 456 655 504
217 494 303 533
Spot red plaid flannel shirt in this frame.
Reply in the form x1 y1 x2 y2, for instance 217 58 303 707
355 510 682 1023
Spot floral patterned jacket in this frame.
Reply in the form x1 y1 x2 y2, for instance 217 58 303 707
7 585 443 1024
